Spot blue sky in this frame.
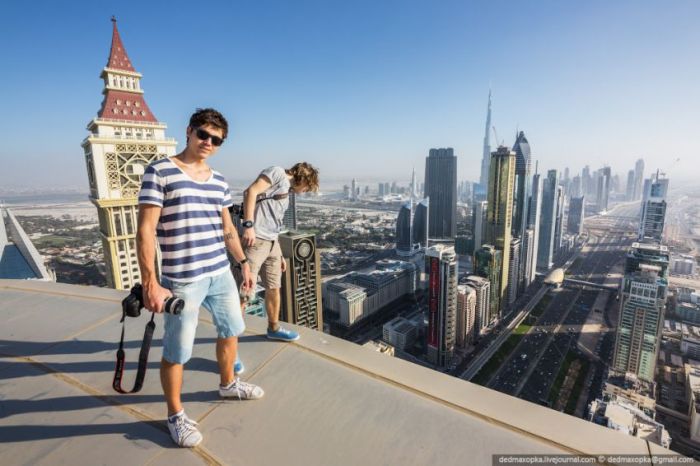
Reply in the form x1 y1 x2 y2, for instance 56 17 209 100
0 0 698 191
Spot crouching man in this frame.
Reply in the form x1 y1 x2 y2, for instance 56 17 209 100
137 108 263 448
233 163 319 371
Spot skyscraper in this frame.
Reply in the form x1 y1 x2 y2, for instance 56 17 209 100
464 275 490 339
424 148 457 239
582 165 591 197
612 243 669 382
511 131 531 296
639 172 669 243
472 200 487 253
82 19 177 290
474 244 502 323
456 285 477 349
507 238 521 308
626 169 636 201
479 89 492 189
537 170 558 270
568 196 585 236
351 178 357 200
633 158 645 201
279 231 323 331
553 185 565 255
395 198 429 256
520 228 536 292
282 192 297 231
485 146 516 311
425 245 458 367
597 167 611 212
526 171 543 285
395 201 413 256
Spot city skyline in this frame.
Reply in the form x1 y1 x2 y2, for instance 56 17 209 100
1 1 699 190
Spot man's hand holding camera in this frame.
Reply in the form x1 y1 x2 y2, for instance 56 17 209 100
143 281 174 314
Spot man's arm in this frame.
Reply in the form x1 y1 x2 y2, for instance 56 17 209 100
136 204 171 313
222 208 254 290
241 174 272 246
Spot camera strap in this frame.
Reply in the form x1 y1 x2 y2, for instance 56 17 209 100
112 311 156 394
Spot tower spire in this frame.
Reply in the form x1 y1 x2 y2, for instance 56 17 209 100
107 17 135 72
479 88 492 187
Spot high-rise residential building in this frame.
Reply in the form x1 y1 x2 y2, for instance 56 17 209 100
639 172 669 243
413 198 429 250
568 196 585 236
464 275 490 338
512 132 531 241
582 165 591 197
395 198 429 256
507 238 521 308
520 228 536 292
634 158 645 201
425 245 458 367
626 169 636 201
424 148 457 239
282 192 297 231
472 200 487 253
485 146 515 313
526 171 543 285
279 231 323 331
479 89 492 189
474 244 502 323
597 167 611 212
613 243 669 382
396 201 413 256
351 178 357 200
456 285 477 349
378 182 385 197
553 185 565 255
512 131 531 296
571 175 582 198
82 19 177 290
537 170 558 270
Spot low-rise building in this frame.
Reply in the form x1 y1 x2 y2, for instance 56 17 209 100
383 316 418 351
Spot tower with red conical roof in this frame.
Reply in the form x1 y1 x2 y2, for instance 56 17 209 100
81 18 177 290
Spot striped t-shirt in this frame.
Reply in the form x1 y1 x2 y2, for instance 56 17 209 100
138 157 233 282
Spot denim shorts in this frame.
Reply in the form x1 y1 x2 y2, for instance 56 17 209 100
161 270 245 364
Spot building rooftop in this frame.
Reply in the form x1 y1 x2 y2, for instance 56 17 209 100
0 207 52 280
0 279 677 464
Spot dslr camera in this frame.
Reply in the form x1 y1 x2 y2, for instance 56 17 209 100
122 283 184 317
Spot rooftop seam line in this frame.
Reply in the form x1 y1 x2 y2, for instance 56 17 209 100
291 342 593 457
195 342 291 425
0 283 124 304
6 353 225 465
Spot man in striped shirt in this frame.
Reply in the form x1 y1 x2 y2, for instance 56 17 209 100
137 108 263 448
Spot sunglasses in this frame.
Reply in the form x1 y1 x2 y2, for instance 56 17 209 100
194 127 224 146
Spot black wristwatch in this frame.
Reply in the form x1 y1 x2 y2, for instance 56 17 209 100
235 258 248 269
242 220 254 228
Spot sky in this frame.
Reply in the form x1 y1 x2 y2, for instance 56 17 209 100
0 0 698 191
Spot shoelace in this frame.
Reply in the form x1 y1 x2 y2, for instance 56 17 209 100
173 416 198 442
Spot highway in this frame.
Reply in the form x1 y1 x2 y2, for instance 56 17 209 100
473 201 641 410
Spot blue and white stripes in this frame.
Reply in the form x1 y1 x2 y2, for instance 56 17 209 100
138 157 233 282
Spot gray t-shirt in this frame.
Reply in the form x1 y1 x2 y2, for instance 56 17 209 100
253 166 290 241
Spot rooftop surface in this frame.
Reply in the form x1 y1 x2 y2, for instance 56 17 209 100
0 279 679 465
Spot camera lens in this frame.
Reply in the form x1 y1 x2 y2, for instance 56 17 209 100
164 297 184 315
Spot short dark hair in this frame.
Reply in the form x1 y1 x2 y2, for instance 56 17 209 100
189 108 229 139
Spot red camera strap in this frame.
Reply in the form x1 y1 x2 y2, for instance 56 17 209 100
113 312 156 394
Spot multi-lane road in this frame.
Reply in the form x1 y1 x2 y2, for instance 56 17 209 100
472 202 640 412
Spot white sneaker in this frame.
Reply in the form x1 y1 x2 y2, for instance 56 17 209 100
167 412 203 448
219 378 265 400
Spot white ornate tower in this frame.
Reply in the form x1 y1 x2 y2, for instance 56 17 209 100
81 18 177 290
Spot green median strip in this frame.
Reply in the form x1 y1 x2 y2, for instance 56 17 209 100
473 322 532 385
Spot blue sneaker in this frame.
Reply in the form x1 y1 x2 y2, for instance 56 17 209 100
266 326 300 342
234 355 245 375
